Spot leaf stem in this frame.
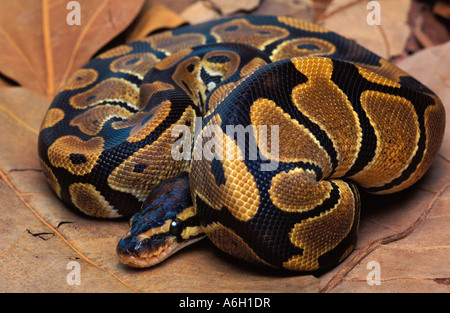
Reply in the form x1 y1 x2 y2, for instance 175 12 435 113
42 0 54 98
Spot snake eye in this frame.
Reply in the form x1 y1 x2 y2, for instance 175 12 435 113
169 218 184 236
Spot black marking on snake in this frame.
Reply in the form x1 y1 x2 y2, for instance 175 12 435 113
210 158 226 186
207 55 231 63
187 63 195 73
224 26 238 32
325 34 382 67
133 163 148 173
182 81 192 96
125 57 141 66
86 95 96 102
200 67 222 86
69 153 87 165
330 60 377 178
399 75 434 95
297 44 320 51
110 100 140 113
198 91 205 111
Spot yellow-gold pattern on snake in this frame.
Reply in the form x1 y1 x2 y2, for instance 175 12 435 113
38 16 445 272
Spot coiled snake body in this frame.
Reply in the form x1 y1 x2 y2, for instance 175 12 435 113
38 16 445 272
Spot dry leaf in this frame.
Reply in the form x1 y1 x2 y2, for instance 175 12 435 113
180 1 221 25
321 0 411 59
126 0 186 42
150 0 197 14
208 0 261 15
0 0 144 98
433 0 450 19
254 0 313 20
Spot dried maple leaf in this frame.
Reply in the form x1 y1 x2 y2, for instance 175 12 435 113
0 0 144 98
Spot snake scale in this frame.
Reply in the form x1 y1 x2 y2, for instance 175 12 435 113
38 16 445 272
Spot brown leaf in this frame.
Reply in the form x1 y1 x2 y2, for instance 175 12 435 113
126 0 186 42
253 0 314 20
180 1 221 25
321 0 411 59
208 0 261 15
0 0 144 98
433 0 450 19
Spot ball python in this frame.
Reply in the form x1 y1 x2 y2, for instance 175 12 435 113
38 15 445 272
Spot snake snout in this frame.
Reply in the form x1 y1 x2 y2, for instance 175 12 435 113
116 235 141 256
116 232 174 268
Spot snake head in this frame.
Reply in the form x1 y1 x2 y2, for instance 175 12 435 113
116 172 205 268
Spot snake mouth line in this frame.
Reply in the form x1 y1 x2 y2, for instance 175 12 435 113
118 242 180 268
117 236 205 268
